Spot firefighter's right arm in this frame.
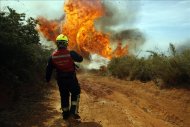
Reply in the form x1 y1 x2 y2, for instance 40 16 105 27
46 57 54 82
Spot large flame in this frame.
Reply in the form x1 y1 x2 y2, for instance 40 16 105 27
38 17 60 42
38 0 128 59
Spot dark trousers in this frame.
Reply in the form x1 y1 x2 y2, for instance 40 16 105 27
57 73 80 115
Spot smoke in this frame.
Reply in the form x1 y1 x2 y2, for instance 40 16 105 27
112 29 145 52
87 54 109 69
95 0 139 32
95 0 145 52
176 39 190 52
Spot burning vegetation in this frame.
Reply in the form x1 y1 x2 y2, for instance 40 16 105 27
37 0 144 59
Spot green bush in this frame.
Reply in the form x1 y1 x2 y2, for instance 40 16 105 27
108 56 134 78
0 6 52 107
148 44 190 85
0 7 50 86
130 57 152 81
108 44 190 86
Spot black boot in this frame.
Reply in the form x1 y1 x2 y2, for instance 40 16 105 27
62 111 70 120
71 113 81 120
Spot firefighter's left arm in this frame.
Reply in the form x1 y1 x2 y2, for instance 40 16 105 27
46 57 54 83
70 51 83 62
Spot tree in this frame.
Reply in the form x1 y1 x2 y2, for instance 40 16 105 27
0 7 50 106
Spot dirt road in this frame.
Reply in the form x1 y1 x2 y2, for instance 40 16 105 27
14 72 189 127
39 73 190 127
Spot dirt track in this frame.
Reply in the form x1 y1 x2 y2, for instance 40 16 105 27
3 73 186 127
34 73 190 127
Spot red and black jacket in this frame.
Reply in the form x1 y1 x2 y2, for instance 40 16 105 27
46 48 83 82
52 49 75 72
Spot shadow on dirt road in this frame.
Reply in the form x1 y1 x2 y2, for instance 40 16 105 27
49 117 102 127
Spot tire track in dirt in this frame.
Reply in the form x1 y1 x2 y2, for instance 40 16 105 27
80 78 168 127
78 73 190 127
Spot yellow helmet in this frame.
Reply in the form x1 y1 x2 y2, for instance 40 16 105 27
56 34 68 48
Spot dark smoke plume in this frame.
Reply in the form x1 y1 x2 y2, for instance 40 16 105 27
95 0 144 52
112 29 145 48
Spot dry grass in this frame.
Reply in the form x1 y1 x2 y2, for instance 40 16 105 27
107 44 190 87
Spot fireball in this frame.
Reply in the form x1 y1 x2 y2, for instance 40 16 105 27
38 0 128 59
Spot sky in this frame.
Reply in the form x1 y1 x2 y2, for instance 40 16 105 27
1 0 190 55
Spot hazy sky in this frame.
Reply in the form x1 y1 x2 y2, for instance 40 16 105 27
1 0 190 54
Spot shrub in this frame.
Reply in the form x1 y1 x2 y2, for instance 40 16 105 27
0 7 51 108
108 56 134 79
0 7 50 85
108 56 152 81
108 44 190 87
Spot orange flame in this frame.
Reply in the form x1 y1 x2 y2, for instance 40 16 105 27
38 0 128 59
38 17 60 42
112 41 128 57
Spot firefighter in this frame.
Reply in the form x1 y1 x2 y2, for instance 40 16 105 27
46 34 83 120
